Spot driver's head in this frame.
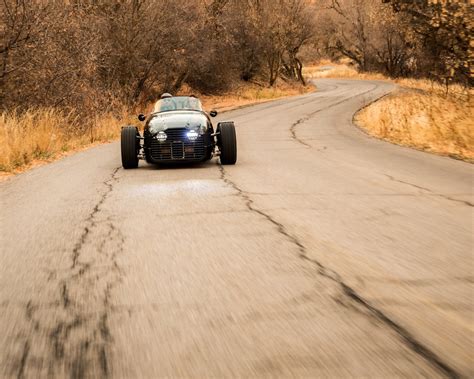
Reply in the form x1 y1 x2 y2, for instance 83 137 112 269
160 97 176 111
161 93 173 99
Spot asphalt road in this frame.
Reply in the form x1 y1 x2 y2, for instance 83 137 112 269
1 79 473 378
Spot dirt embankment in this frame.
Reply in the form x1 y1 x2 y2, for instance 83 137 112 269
305 62 474 162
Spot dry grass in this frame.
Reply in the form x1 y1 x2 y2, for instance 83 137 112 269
356 89 474 161
0 107 135 173
196 82 313 113
303 61 386 81
1 81 314 174
305 61 474 162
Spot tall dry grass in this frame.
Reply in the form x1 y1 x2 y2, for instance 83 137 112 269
305 61 474 162
356 89 474 161
0 108 135 172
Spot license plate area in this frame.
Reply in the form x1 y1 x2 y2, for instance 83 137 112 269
171 141 184 159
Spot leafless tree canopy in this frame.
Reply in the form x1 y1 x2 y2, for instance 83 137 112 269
1 0 471 112
312 0 472 85
1 0 316 112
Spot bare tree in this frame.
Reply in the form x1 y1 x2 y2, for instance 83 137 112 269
384 0 473 86
1 0 317 113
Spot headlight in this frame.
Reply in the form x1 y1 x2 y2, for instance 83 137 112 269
187 130 199 141
156 131 167 142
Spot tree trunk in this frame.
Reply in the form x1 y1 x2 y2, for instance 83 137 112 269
295 57 306 86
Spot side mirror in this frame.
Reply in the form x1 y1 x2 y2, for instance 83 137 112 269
209 110 218 118
138 114 146 122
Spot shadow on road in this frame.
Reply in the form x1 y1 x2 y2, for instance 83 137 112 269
138 160 218 171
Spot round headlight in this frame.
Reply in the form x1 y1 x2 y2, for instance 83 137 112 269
187 130 199 141
156 131 167 142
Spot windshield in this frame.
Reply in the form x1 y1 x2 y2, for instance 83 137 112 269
153 96 203 113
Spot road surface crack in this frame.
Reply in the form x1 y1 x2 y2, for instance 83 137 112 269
11 167 124 378
385 174 473 207
71 167 121 269
218 164 461 379
290 85 378 148
290 117 312 147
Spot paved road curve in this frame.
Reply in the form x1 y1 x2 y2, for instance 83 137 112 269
1 79 473 378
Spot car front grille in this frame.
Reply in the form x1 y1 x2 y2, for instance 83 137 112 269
150 128 206 161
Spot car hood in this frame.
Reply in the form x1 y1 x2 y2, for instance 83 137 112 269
148 111 207 134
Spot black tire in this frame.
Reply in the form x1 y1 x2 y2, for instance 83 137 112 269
218 122 237 165
121 126 139 169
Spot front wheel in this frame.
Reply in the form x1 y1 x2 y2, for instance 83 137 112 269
121 126 139 169
217 122 237 165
